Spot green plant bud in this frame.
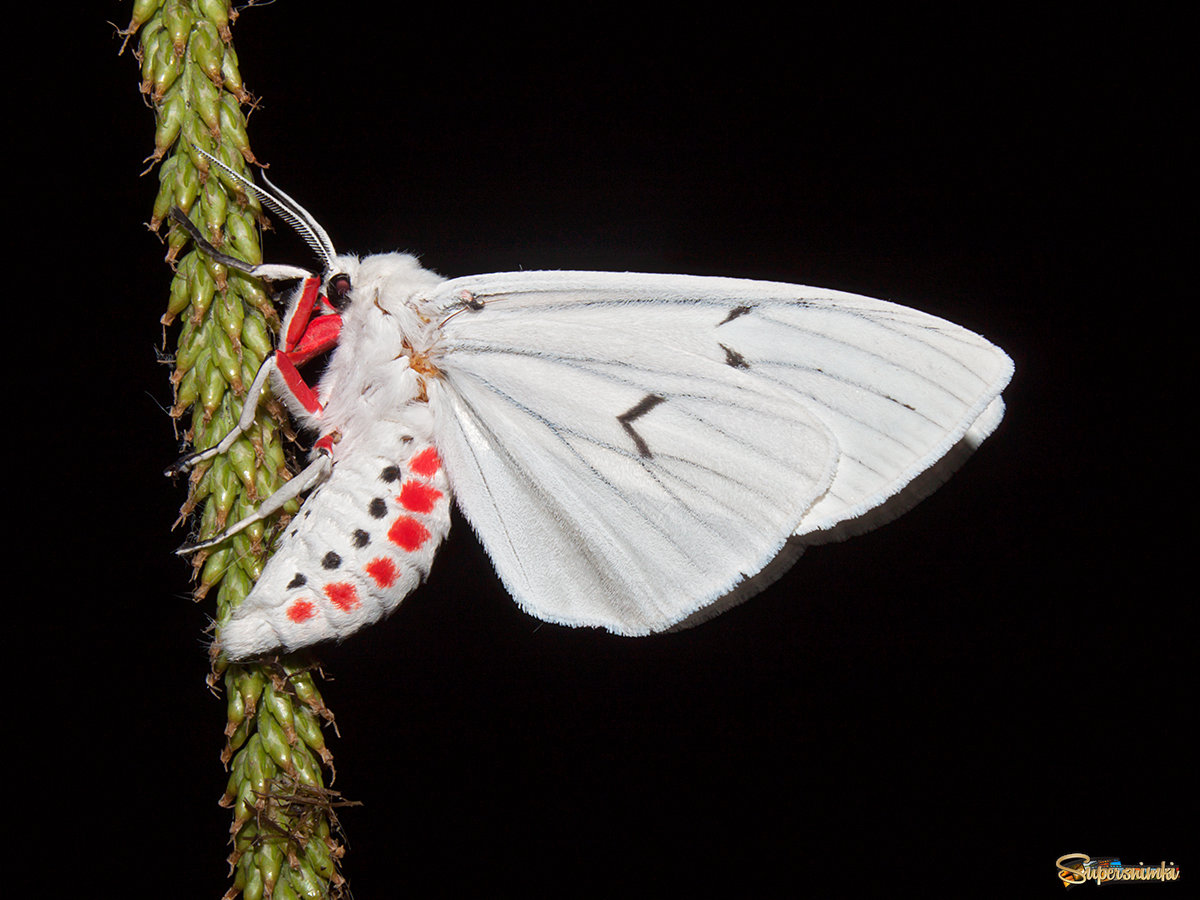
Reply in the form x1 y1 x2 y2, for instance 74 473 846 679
200 545 232 587
162 0 193 57
200 359 228 420
202 179 229 242
283 858 325 900
290 743 321 788
189 65 222 137
291 704 326 755
173 364 198 414
166 273 192 322
229 532 260 573
150 39 183 100
198 0 233 38
184 128 219 175
176 315 208 374
152 88 185 161
225 710 252 756
139 22 165 89
218 95 252 157
221 750 246 806
150 155 180 228
226 209 263 266
172 152 201 215
216 285 246 343
238 275 273 318
244 733 273 795
303 835 336 881
238 359 261 401
204 403 236 450
287 670 326 713
225 678 246 730
188 19 224 85
256 839 284 898
226 440 256 495
221 44 247 101
210 325 243 393
197 484 219 529
262 440 288 481
258 706 294 773
240 315 272 363
127 0 165 33
187 256 216 318
241 859 264 900
263 681 296 736
240 541 266 583
236 665 265 713
219 561 254 609
272 876 302 900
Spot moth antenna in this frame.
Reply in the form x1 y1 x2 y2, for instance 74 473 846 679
194 146 339 274
257 170 339 273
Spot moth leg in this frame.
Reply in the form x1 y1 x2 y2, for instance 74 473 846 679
168 208 314 282
175 451 333 555
165 355 279 476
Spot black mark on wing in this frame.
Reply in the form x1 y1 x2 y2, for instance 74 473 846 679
718 305 753 325
618 394 666 458
719 343 749 369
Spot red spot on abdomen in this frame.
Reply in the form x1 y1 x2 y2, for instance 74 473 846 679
324 582 360 612
399 481 442 513
409 447 440 478
287 599 315 623
365 557 399 588
388 516 430 551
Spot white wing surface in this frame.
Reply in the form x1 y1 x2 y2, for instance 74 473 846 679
425 272 1012 634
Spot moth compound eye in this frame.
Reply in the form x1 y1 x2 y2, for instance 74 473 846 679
327 274 352 309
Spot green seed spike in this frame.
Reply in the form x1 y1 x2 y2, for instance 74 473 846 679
130 5 345 895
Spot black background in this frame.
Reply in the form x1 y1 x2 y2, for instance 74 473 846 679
23 4 1187 896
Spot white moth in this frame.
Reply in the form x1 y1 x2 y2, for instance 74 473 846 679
172 154 1013 661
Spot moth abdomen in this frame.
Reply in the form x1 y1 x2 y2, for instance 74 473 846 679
219 439 452 658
